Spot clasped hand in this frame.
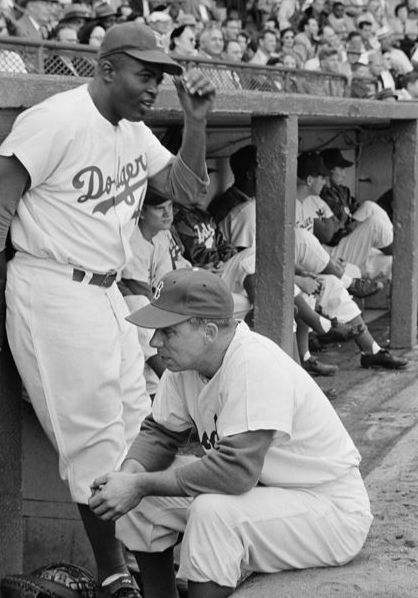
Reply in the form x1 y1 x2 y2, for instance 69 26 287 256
175 68 216 121
88 471 144 521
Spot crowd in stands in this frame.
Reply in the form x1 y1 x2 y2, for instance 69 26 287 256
2 0 418 97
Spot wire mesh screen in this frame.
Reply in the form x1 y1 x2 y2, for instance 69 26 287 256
0 37 373 99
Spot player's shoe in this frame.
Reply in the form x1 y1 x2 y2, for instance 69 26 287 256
360 350 408 370
302 356 338 376
99 573 143 598
348 277 384 298
318 318 365 343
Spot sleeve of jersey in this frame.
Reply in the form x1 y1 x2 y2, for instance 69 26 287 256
126 414 192 472
229 203 256 248
0 103 71 189
175 430 274 496
152 369 195 432
217 342 295 440
143 125 209 203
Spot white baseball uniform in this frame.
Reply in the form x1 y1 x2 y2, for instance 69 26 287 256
1 84 207 503
218 198 256 249
295 195 393 276
116 323 372 587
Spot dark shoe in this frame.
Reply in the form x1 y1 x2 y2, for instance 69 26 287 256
348 277 384 298
360 349 408 370
99 574 142 598
303 356 338 376
318 318 364 343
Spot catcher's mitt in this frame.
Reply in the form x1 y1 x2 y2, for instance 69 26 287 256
1 562 98 598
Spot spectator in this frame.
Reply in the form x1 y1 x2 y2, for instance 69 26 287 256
378 25 413 75
318 45 343 74
358 20 381 55
345 32 365 67
327 2 356 40
369 49 397 89
147 10 173 51
44 23 95 76
14 0 61 39
222 16 240 40
250 28 279 64
350 61 377 97
169 24 197 58
116 2 133 22
0 11 27 72
198 25 224 59
390 2 418 55
223 38 244 61
303 0 329 31
58 3 90 34
88 24 105 46
237 28 251 58
93 2 117 30
294 15 320 64
397 68 418 98
280 26 296 50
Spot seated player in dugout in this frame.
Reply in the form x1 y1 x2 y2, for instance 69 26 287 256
89 268 373 598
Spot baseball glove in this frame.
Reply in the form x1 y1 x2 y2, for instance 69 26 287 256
1 562 98 598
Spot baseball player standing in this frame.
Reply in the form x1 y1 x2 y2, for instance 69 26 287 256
89 268 373 598
0 22 214 598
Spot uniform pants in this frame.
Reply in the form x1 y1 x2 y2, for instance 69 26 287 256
6 253 151 503
116 459 372 588
327 201 393 276
304 274 361 324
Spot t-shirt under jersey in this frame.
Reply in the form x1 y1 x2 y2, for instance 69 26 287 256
0 84 173 273
152 322 361 488
295 195 334 234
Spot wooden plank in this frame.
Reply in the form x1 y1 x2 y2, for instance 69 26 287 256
390 120 418 348
252 115 297 356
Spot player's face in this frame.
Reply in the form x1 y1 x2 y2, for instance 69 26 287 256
141 200 173 233
308 174 326 195
107 56 164 123
150 321 206 371
330 166 346 185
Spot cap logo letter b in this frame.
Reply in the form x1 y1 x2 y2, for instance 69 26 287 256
154 281 164 300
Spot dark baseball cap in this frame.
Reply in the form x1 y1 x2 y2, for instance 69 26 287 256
297 151 329 179
126 268 234 328
143 188 172 206
320 148 353 169
99 22 183 76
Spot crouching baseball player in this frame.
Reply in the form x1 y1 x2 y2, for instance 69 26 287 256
89 268 373 598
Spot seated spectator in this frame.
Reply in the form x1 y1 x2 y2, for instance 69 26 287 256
397 68 418 98
222 16 240 41
358 19 381 56
14 0 60 40
390 2 418 56
298 150 393 280
58 3 90 35
0 12 27 72
250 28 279 64
169 24 197 58
147 10 173 52
280 26 296 51
378 25 413 75
223 38 244 62
92 2 117 30
181 0 221 24
294 15 320 65
358 0 389 32
302 0 329 31
350 62 378 97
327 2 356 40
198 24 224 59
369 50 397 89
237 29 253 61
87 24 105 46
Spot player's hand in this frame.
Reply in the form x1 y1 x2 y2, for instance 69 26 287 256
297 275 322 296
174 68 215 121
88 472 144 521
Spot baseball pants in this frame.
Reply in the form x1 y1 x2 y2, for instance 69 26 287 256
116 458 372 588
327 201 393 276
303 274 361 324
6 253 151 503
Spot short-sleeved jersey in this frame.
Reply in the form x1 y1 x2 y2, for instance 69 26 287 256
0 84 173 273
152 323 361 488
219 199 255 249
295 195 334 234
221 248 255 298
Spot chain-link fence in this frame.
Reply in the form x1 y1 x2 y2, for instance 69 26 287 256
0 37 376 98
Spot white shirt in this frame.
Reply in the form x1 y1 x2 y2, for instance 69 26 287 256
153 322 361 487
0 84 173 273
219 198 256 249
295 195 334 233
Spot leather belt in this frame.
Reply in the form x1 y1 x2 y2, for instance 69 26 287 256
72 268 117 288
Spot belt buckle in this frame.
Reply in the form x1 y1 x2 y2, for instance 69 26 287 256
100 269 116 287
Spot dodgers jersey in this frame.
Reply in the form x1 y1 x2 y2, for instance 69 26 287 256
0 84 173 273
152 322 361 488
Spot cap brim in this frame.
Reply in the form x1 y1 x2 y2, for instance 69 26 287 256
123 49 183 75
126 303 191 328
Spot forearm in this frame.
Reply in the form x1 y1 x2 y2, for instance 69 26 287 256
180 116 207 181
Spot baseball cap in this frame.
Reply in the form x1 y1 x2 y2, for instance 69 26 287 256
61 3 91 21
95 2 117 18
297 151 329 179
99 22 183 75
320 148 353 169
143 188 172 206
126 268 234 328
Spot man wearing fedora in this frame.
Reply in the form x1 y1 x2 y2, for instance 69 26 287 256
0 21 214 598
89 267 372 598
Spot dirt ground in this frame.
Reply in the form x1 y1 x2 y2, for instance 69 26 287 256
234 312 418 597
